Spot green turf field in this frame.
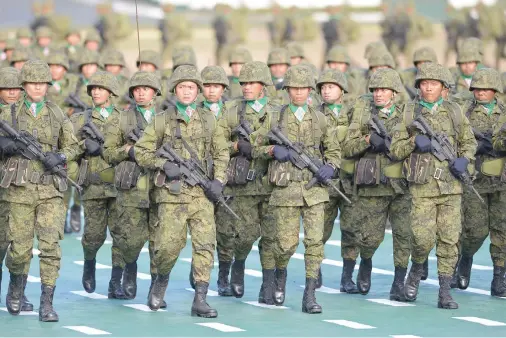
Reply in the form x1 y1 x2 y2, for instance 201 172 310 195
1 219 506 337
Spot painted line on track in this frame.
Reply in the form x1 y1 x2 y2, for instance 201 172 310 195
123 304 166 312
71 291 108 299
453 316 506 327
366 298 415 307
243 301 290 309
196 322 245 332
63 326 111 335
323 319 376 329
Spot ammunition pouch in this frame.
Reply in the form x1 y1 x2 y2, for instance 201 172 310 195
355 155 380 186
226 156 254 186
404 153 437 184
341 159 356 175
0 157 67 191
268 161 313 187
67 161 79 182
114 161 141 190
481 158 506 177
153 170 182 195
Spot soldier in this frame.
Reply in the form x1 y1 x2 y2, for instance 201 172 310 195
46 52 78 108
135 65 229 317
286 42 305 66
253 64 341 313
325 46 363 103
390 63 477 309
64 50 100 115
69 71 126 299
103 71 164 303
342 68 412 299
1 39 18 69
1 59 81 321
363 50 396 93
268 4 293 48
100 50 129 108
444 5 466 65
200 66 229 120
94 2 132 51
458 68 506 297
213 4 233 67
268 48 290 91
227 47 253 100
10 48 32 71
63 28 83 72
32 26 54 60
322 5 360 59
158 3 191 66
453 48 482 96
0 31 7 61
83 29 102 53
137 50 162 74
400 47 438 99
16 28 33 48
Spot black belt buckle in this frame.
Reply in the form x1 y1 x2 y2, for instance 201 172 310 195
247 169 256 181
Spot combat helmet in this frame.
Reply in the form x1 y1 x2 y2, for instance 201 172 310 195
229 47 253 66
201 66 229 88
364 41 388 59
238 61 273 86
20 59 52 84
413 46 438 65
4 39 19 52
86 71 120 97
128 71 162 97
172 46 197 70
368 68 404 93
286 42 305 59
457 48 482 64
35 26 53 39
282 64 316 90
78 49 100 70
470 68 503 93
84 29 102 44
46 52 70 70
100 50 126 68
10 48 31 65
136 50 161 70
326 45 351 65
16 27 33 40
168 65 203 92
368 51 395 69
458 37 483 56
415 63 451 89
316 69 348 94
267 48 290 66
442 66 455 90
0 67 23 89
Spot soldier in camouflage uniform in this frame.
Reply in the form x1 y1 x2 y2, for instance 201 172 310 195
325 45 363 104
46 52 78 108
135 65 229 317
64 50 100 115
1 59 81 321
158 3 191 66
286 42 305 66
63 28 83 72
16 28 33 48
70 71 126 300
453 48 482 96
267 4 293 48
10 48 31 71
390 63 477 309
1 39 18 69
100 50 130 108
200 66 229 121
458 68 506 297
342 69 412 300
94 2 132 52
268 48 290 91
227 47 252 100
31 26 55 60
83 29 102 53
400 47 438 100
253 64 341 313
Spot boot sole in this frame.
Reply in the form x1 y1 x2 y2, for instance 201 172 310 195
437 302 458 309
191 310 218 318
340 287 360 294
302 306 322 314
39 316 59 322
21 304 34 312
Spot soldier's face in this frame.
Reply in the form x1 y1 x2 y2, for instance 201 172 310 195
133 86 156 106
0 88 22 104
5 50 13 60
82 63 98 79
85 41 99 51
459 62 478 76
230 63 243 77
37 37 51 48
0 41 5 50
91 87 112 106
175 81 198 105
327 62 348 73
66 34 81 46
373 88 395 107
18 38 31 47
270 64 289 79
49 64 66 81
288 87 311 105
320 83 343 104
419 80 443 102
139 63 157 73
203 84 225 103
24 82 48 102
13 61 26 70
474 88 496 102
290 57 303 66
241 82 264 100
105 65 123 76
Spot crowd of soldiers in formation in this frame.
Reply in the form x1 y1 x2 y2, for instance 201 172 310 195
1 0 506 325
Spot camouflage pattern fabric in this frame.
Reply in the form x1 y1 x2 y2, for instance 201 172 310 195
0 67 23 89
201 65 229 88
0 201 10 266
115 206 149 265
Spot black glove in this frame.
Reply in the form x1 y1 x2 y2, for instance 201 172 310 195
476 139 493 155
272 145 290 162
449 157 469 177
163 161 181 181
84 139 102 156
237 139 252 160
205 179 223 202
414 135 431 153
369 133 386 153
128 146 136 161
42 152 66 171
127 127 143 142
0 136 19 157
315 164 335 183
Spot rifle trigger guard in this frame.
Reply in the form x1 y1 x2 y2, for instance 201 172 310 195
434 168 442 180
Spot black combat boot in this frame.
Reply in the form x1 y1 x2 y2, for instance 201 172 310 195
6 273 23 315
21 275 33 312
82 259 96 293
273 268 287 305
491 266 506 297
39 285 59 322
108 266 126 299
258 269 275 305
230 259 245 298
122 261 138 299
457 255 473 290
340 259 359 294
148 273 169 311
149 274 166 308
438 275 459 309
302 278 322 314
404 262 424 302
316 268 322 289
191 282 218 318
217 261 233 296
450 256 460 289
421 259 429 281
356 258 372 295
390 266 407 301
189 264 195 290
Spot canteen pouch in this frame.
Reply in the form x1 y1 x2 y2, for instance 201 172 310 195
403 153 433 184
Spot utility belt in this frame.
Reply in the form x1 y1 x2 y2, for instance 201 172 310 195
403 153 453 184
354 154 405 186
0 157 67 191
267 161 314 187
226 156 266 186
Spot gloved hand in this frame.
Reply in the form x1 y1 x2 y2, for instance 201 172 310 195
237 139 252 160
449 157 469 177
315 164 335 183
127 127 143 142
414 135 431 153
205 179 223 202
128 146 136 161
476 139 493 155
0 136 19 157
272 145 290 162
42 152 66 171
163 161 181 181
84 139 102 157
369 133 386 153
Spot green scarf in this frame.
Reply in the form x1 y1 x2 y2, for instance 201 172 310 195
461 73 473 80
327 103 342 117
247 96 268 113
24 99 45 117
231 77 239 84
176 101 197 123
419 97 444 111
377 104 395 117
95 105 114 118
479 99 496 115
136 105 155 122
203 100 223 118
82 78 89 86
289 103 308 122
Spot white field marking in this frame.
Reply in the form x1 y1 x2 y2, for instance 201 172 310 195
245 269 262 278
27 275 41 283
428 256 492 271
179 258 218 267
185 288 219 297
63 326 111 335
323 319 376 329
453 317 506 326
76 237 112 245
137 272 151 280
196 323 245 332
73 261 111 269
299 285 342 294
366 299 415 307
71 291 108 299
123 304 166 312
242 301 289 309
32 249 40 255
390 335 422 338
326 240 341 246
385 229 393 234
0 307 38 316
140 247 149 253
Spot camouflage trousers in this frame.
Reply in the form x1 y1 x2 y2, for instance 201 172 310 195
461 189 506 267
114 205 149 265
346 194 412 268
0 201 9 264
6 197 65 286
216 195 276 269
411 194 462 276
81 198 124 268
148 204 158 274
324 194 357 259
152 198 216 282
272 202 324 279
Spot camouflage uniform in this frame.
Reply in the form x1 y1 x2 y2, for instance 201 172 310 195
158 3 191 66
267 48 290 104
267 5 292 48
100 50 130 108
31 26 56 61
325 46 364 104
136 50 168 107
94 3 132 51
1 39 18 69
453 49 482 97
135 65 229 317
400 47 438 100
226 47 252 100
10 48 31 70
63 28 84 73
390 63 477 309
46 52 79 109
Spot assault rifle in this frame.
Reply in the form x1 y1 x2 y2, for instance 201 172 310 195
232 119 254 142
369 115 393 160
81 121 105 145
64 93 91 114
472 128 495 157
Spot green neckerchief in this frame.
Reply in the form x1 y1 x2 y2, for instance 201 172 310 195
94 105 114 119
52 80 63 93
289 103 308 122
24 99 45 117
419 97 444 111
247 96 268 113
0 102 6 108
272 76 283 83
82 78 89 86
461 73 473 80
231 77 239 84
478 99 496 115
327 103 342 117
377 104 396 117
175 101 197 123
136 105 155 123
203 100 223 118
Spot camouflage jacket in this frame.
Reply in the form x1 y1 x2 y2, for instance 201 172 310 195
225 76 242 101
63 76 93 115
46 73 79 109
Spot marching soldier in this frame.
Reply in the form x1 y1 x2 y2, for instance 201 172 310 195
227 47 253 100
